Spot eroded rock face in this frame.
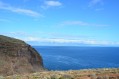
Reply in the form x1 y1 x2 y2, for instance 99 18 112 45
0 35 44 76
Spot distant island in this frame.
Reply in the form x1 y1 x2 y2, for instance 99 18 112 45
0 35 119 79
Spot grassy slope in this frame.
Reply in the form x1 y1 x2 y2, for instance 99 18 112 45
1 68 119 79
0 35 25 44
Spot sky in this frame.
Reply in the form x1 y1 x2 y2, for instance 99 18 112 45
0 0 119 46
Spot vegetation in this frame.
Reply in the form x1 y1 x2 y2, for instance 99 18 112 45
0 35 44 76
0 35 25 44
0 68 119 79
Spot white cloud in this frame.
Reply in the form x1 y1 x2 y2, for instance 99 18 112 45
61 21 109 27
1 32 118 46
0 32 31 39
0 1 42 17
23 36 119 46
62 21 88 26
41 0 62 9
45 1 62 6
89 0 103 7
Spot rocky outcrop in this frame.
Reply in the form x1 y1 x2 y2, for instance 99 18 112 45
0 35 44 76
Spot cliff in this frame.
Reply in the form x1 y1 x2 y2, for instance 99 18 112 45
0 35 44 76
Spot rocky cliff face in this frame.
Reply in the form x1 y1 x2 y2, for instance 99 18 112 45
0 35 44 76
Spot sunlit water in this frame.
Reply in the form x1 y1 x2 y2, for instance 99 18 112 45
34 46 119 70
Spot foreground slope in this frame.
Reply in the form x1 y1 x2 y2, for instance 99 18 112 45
1 68 119 79
0 35 44 76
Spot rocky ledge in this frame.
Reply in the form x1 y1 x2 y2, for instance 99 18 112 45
0 35 44 76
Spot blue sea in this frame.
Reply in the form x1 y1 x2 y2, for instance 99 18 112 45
34 46 119 70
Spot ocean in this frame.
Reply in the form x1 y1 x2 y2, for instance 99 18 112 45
34 46 119 70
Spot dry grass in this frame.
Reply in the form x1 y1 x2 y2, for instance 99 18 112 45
1 68 119 79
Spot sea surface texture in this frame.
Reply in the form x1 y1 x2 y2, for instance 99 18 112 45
34 46 119 70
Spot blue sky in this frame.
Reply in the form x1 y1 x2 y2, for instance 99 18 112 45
0 0 119 46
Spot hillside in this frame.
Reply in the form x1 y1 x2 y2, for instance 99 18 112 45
0 35 44 76
0 68 118 79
